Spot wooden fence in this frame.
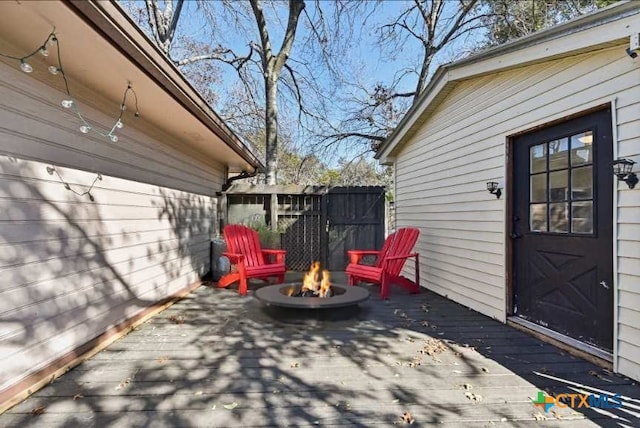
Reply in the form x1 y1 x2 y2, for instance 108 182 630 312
219 184 386 271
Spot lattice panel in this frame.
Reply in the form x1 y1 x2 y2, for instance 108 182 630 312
278 194 322 271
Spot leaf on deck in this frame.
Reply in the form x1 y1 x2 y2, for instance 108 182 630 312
400 411 415 424
168 315 186 324
418 339 447 357
533 412 547 421
115 377 131 390
550 409 563 420
31 406 46 415
465 392 483 402
223 402 238 410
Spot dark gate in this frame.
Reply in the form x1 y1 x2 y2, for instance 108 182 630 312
324 187 386 270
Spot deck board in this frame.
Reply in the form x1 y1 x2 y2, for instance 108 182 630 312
1 273 638 427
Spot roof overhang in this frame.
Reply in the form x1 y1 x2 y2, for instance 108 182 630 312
0 0 263 173
376 0 640 164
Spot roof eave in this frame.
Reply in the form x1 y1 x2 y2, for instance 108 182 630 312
64 0 264 172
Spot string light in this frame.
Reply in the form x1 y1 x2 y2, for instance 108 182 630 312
46 166 102 202
0 29 140 143
2 30 142 201
19 60 33 73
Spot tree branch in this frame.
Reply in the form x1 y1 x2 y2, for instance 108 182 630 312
273 0 306 76
435 0 480 51
249 0 272 72
167 0 185 46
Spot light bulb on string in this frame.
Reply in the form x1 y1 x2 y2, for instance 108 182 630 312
20 60 33 73
1 29 142 144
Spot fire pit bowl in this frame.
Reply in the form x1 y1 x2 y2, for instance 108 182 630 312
255 283 369 309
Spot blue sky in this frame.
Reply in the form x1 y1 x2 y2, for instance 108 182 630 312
123 0 486 165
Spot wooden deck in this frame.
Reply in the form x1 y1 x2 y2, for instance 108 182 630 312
2 273 639 427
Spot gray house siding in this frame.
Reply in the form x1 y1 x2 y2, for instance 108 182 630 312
0 61 224 394
392 44 640 379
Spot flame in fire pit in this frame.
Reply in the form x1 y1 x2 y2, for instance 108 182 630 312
319 271 331 298
302 261 321 293
288 261 333 298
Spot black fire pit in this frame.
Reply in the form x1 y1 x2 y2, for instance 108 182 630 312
255 283 370 309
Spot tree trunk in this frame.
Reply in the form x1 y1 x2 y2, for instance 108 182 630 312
265 75 279 185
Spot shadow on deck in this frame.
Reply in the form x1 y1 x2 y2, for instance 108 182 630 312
1 272 638 427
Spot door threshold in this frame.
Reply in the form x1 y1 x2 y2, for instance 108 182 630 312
507 316 613 368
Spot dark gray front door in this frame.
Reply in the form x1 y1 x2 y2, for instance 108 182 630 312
512 108 614 351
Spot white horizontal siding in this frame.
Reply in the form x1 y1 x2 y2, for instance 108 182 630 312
393 42 640 363
615 81 640 381
0 62 224 195
0 61 224 394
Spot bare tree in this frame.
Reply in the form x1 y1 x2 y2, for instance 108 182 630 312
382 0 482 101
318 0 485 153
248 0 306 185
479 0 615 47
125 0 320 185
121 0 228 106
143 0 184 55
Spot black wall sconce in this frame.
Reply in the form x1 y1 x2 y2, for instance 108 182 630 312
486 181 502 199
612 158 638 189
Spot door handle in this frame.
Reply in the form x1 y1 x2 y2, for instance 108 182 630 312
511 233 522 239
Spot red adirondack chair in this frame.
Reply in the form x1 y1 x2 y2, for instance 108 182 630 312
217 224 286 295
345 227 420 299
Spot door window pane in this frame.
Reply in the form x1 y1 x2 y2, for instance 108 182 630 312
572 201 593 234
571 166 593 199
549 170 568 202
550 203 569 233
530 204 547 232
527 131 595 236
548 138 569 170
571 132 593 166
530 174 547 203
530 143 547 173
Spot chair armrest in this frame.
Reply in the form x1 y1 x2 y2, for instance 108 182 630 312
222 252 245 264
347 250 380 264
384 252 418 262
261 249 286 264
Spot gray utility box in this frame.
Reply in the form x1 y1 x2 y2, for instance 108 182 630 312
210 237 230 281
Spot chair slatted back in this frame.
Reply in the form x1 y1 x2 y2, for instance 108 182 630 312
375 230 397 268
383 228 420 276
223 224 265 267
